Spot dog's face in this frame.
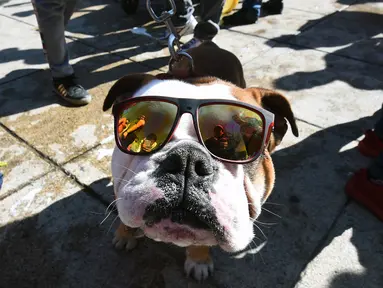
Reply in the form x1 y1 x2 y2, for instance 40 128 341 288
104 74 298 252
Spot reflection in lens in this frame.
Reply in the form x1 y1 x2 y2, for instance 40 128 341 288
199 104 264 161
117 100 177 153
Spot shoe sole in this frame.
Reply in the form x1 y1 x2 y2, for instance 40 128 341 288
53 88 91 106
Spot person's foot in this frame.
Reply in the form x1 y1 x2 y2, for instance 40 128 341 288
180 19 220 51
159 4 198 46
222 8 259 26
358 130 383 158
345 168 383 222
161 15 198 42
261 0 283 16
53 74 92 106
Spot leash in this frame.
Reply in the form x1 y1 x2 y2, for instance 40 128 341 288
146 0 194 78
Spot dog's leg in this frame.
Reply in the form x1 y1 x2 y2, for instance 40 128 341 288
112 222 142 251
184 246 214 281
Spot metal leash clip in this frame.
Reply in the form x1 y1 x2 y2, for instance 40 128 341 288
146 0 194 76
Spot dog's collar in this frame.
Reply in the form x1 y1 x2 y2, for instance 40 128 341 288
158 54 198 80
156 71 198 80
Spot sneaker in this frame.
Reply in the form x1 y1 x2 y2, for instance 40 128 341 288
345 169 383 222
222 8 259 26
53 74 92 106
180 37 203 51
358 130 383 158
160 15 198 44
159 0 198 45
261 0 284 16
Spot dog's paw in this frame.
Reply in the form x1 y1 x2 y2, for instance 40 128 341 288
184 258 214 281
112 226 139 252
112 234 138 251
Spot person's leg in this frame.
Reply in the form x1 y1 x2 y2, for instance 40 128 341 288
261 0 284 16
222 0 283 26
199 0 225 24
161 0 197 44
181 0 224 50
222 0 262 26
168 0 189 27
242 0 262 12
32 0 91 106
32 0 74 78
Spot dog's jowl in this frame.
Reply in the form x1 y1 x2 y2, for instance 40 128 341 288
103 42 298 281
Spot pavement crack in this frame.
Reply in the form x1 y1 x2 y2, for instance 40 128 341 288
0 123 109 207
0 169 54 201
294 117 364 142
0 12 36 27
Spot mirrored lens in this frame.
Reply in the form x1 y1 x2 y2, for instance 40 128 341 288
117 100 178 153
198 104 264 161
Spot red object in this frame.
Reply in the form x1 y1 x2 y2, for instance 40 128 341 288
358 130 383 158
118 118 128 134
345 169 383 222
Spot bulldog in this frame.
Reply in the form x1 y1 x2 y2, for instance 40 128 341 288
103 42 299 281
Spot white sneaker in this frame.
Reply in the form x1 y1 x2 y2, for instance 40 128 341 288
176 0 198 37
159 0 198 45
163 14 197 38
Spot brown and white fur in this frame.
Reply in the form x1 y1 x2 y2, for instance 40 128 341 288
103 42 299 281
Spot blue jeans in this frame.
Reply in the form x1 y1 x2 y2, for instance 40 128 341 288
369 104 383 180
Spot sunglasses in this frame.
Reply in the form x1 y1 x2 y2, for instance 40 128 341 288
112 96 274 163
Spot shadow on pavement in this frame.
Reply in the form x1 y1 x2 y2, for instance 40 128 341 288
262 106 382 288
265 9 383 91
1 108 382 287
0 0 169 117
0 177 180 288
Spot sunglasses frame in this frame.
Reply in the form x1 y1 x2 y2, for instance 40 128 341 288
112 96 275 164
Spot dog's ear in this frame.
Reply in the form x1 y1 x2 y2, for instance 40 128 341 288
103 74 157 111
245 87 299 152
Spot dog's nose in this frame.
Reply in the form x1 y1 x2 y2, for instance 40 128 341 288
160 144 214 177
145 143 220 230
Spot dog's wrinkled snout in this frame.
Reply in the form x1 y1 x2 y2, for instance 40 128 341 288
144 143 223 233
159 145 214 178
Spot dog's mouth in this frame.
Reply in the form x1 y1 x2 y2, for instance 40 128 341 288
169 208 211 230
145 208 210 230
143 204 225 242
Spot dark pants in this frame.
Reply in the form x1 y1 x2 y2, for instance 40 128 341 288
169 0 224 40
369 104 383 180
194 0 224 40
243 0 263 16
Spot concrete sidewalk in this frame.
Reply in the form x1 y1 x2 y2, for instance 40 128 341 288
0 0 382 287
